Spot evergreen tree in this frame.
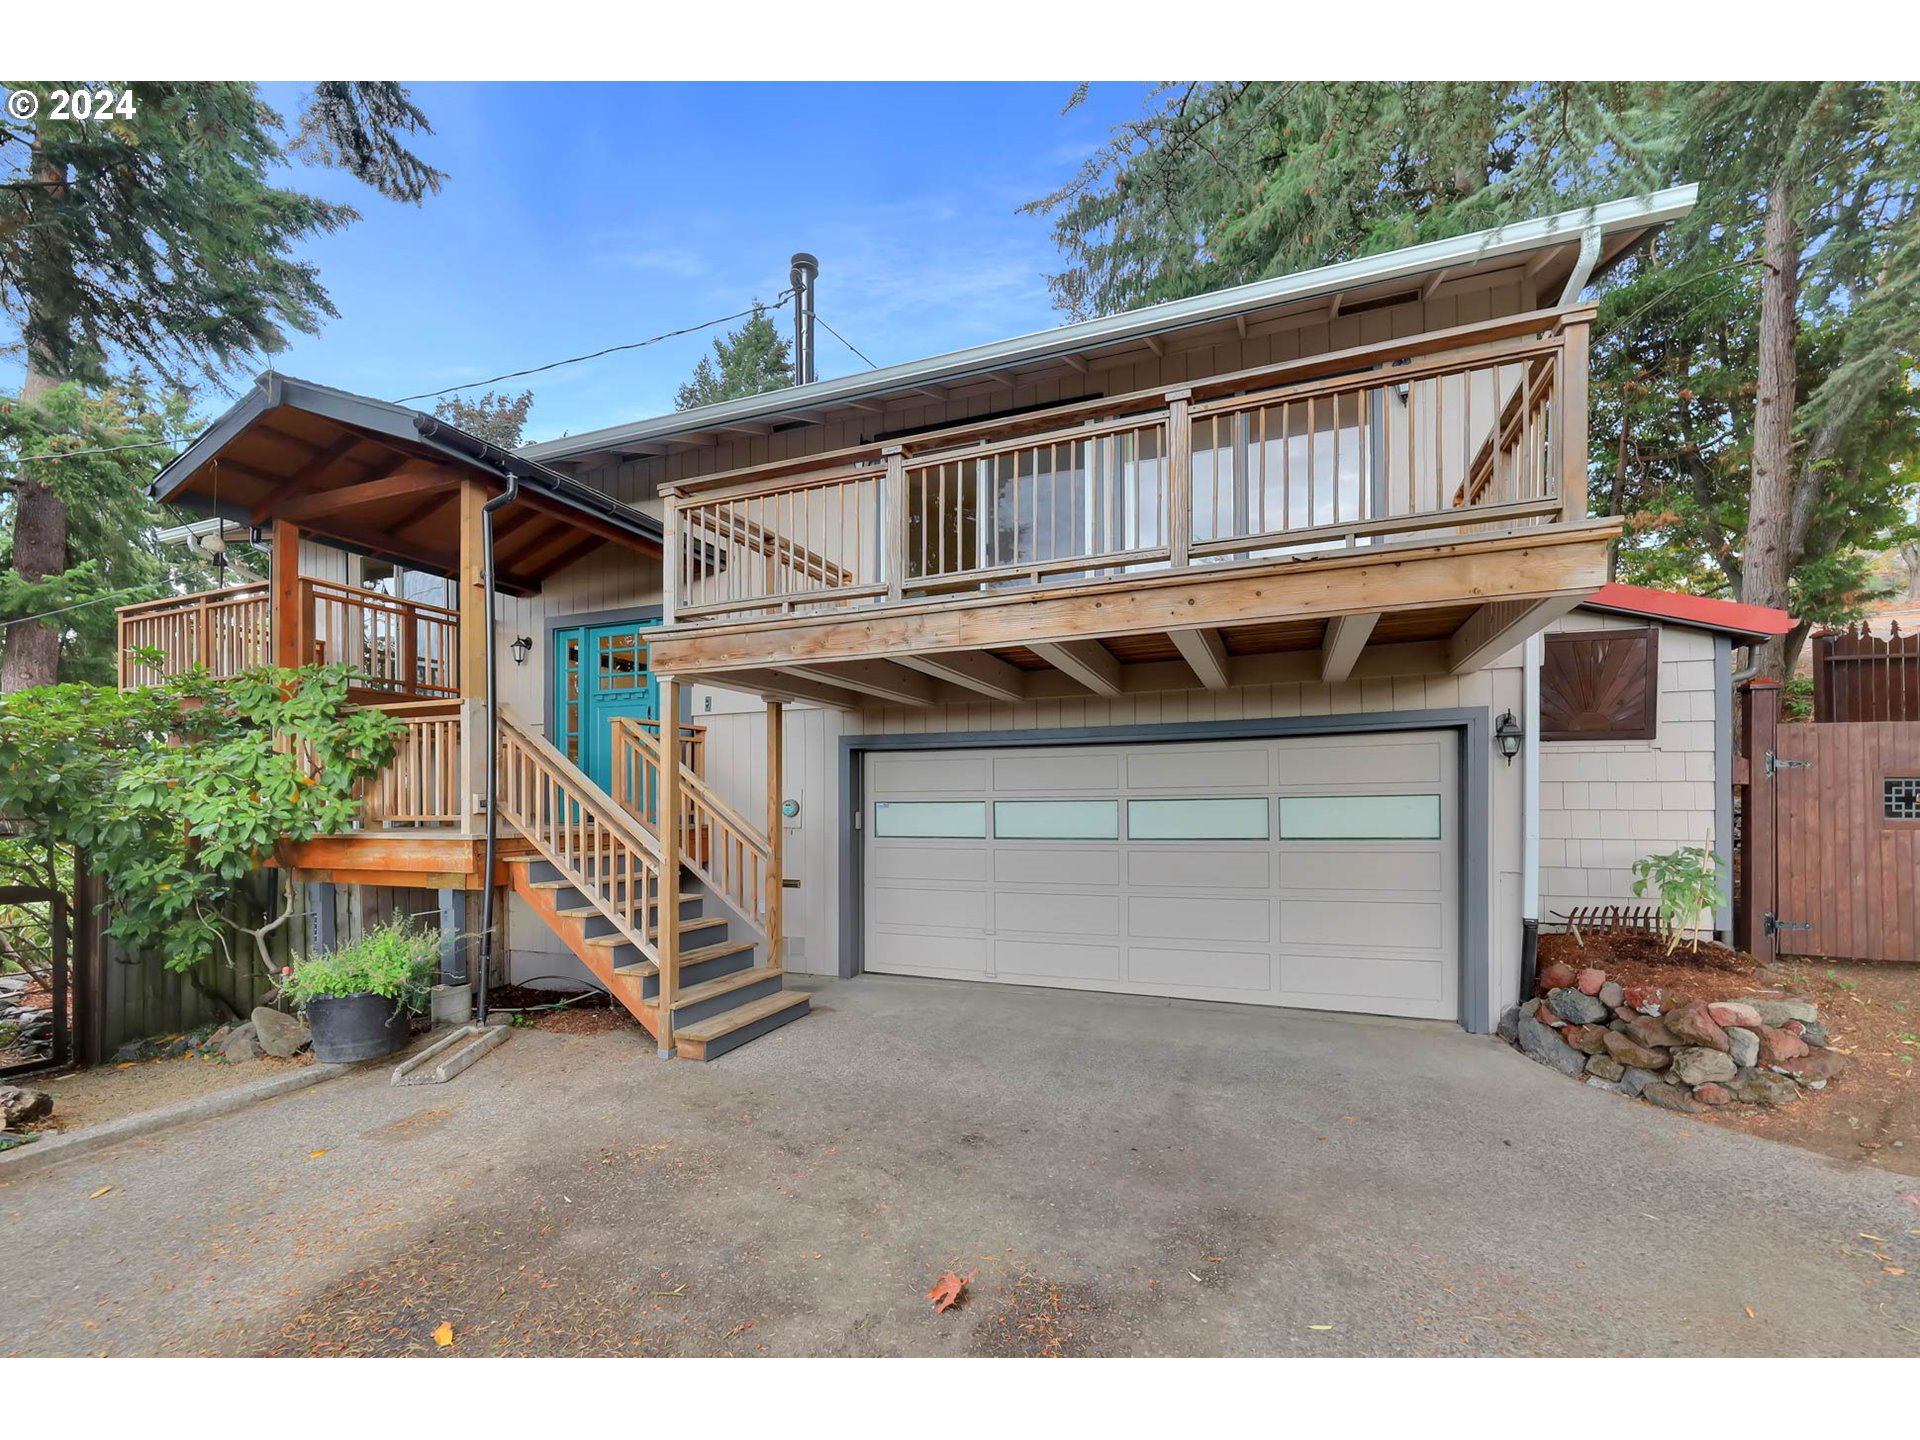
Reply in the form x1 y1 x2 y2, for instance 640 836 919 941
433 389 535 449
1030 82 1920 675
0 80 445 689
675 304 793 410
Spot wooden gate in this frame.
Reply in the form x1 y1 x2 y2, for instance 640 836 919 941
1813 622 1920 723
1738 680 1920 963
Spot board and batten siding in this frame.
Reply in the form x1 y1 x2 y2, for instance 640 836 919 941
689 662 1528 1032
1536 612 1723 929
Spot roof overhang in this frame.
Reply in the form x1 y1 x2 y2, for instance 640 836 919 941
1579 582 1796 641
522 184 1697 466
151 373 664 593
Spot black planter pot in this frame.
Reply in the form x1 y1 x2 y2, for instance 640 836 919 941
306 992 410 1063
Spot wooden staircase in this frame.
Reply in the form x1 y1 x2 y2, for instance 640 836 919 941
496 708 808 1060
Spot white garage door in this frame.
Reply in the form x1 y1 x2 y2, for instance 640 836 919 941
862 732 1458 1021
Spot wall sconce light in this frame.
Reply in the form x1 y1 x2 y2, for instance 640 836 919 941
1495 710 1524 765
509 635 533 666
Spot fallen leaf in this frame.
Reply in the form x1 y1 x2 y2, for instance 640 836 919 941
1885 1267 1907 1276
432 1322 454 1347
1860 1233 1887 1242
88 1186 112 1199
309 1149 327 1159
927 1270 975 1313
1744 1306 1755 1319
1307 1324 1334 1331
1187 1271 1204 1283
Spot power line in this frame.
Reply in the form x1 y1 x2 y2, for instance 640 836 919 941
393 291 798 404
815 313 879 370
1 586 149 630
13 436 179 464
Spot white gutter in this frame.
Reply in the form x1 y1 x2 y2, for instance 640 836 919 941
523 184 1697 462
1523 632 1544 928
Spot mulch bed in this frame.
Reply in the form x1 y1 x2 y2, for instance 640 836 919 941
1540 930 1919 1175
486 983 639 1036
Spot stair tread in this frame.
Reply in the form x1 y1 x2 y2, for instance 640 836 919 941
674 989 807 1043
613 959 658 978
673 965 777 1010
677 938 755 966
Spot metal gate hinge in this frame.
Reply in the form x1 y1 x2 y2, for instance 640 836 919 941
1764 913 1812 936
1764 750 1810 777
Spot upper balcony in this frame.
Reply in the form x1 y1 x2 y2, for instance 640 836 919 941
648 306 1617 702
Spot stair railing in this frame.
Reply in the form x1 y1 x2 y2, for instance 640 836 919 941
496 708 668 973
611 716 772 943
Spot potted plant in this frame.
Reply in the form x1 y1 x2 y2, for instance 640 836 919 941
278 921 438 1063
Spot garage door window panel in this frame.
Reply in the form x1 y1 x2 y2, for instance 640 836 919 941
872 801 986 838
994 799 1120 839
1279 794 1442 840
1127 796 1270 840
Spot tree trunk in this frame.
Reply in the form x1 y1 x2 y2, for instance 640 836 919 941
1739 170 1802 680
2 132 72 694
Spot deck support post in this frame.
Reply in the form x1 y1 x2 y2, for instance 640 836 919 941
457 480 489 700
270 520 304 668
766 699 784 975
1556 318 1590 523
656 674 682 1057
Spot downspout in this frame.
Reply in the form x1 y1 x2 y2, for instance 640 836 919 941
1520 631 1544 1001
474 475 521 1025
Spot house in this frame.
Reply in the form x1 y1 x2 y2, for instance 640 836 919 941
124 182 1783 1059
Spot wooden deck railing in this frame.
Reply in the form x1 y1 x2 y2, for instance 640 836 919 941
663 306 1592 622
117 582 272 687
611 716 771 946
359 701 464 825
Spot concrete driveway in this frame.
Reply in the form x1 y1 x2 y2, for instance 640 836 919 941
2 975 1916 1356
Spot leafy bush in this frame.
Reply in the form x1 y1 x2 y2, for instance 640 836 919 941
1631 844 1728 954
277 921 439 1009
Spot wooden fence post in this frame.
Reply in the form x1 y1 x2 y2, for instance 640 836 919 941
1736 679 1781 961
655 674 681 1057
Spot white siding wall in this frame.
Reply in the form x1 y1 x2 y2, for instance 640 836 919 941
1537 614 1723 926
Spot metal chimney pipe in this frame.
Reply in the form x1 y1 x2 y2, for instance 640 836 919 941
789 252 819 385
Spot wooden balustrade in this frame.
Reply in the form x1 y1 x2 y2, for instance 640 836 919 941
116 582 271 687
661 307 1593 624
360 702 464 825
611 717 771 945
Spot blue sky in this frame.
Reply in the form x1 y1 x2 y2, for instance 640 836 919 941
252 82 1150 444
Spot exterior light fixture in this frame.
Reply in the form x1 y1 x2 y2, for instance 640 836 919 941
1495 710 1524 765
509 635 533 666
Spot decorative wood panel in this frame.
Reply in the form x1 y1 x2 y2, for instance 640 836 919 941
1540 626 1658 741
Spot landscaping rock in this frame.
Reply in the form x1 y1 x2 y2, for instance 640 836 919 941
1625 1013 1679 1050
1586 1054 1625 1082
1732 1071 1801 1107
1538 961 1578 993
1563 1024 1611 1055
1576 967 1607 996
1602 1030 1669 1070
1776 1049 1848 1082
220 1021 262 1063
1547 987 1609 1027
1671 1046 1738 1086
1756 1025 1810 1066
1618 1066 1665 1097
1497 1006 1521 1044
1799 1020 1832 1048
251 1006 309 1059
0 1085 53 1128
1598 981 1625 1010
1725 1026 1760 1070
1708 1001 1765 1029
1746 997 1818 1027
1612 1005 1637 1023
1641 1083 1705 1114
1664 999 1731 1053
1623 984 1663 1014
1521 996 1543 1019
1694 1082 1732 1106
1517 1015 1589 1078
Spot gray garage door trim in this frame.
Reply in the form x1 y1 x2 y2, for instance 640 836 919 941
838 708 1491 1032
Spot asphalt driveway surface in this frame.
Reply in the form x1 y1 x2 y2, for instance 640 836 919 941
2 975 1916 1356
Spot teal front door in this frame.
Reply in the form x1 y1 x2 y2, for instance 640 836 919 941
552 618 661 792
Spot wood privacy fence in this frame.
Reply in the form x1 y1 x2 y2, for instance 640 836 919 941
1738 681 1920 964
1812 622 1920 723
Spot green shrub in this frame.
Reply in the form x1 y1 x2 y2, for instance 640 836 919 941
277 921 438 1009
1630 844 1728 954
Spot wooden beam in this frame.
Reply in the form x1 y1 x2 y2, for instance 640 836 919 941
1031 640 1122 696
271 462 462 524
1060 354 1090 375
778 659 934 706
1320 612 1380 683
894 650 1029 702
247 433 381 525
717 668 864 708
1143 335 1165 358
270 519 304 667
1170 627 1231 690
458 480 488 701
649 523 1618 678
1446 595 1583 673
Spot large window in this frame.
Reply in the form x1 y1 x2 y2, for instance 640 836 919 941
1540 627 1659 741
